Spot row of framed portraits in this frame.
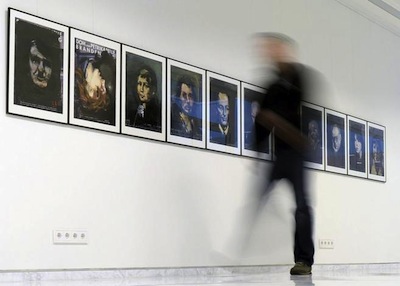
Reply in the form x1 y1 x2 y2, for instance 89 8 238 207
301 103 385 182
7 8 386 182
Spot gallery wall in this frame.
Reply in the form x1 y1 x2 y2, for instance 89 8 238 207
0 0 399 270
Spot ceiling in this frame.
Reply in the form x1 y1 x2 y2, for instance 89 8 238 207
369 0 400 20
336 0 400 37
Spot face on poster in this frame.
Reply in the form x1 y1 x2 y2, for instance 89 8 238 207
368 124 385 180
125 51 163 133
209 77 238 148
325 110 347 174
8 9 69 123
243 87 263 150
348 118 366 177
14 18 64 113
301 103 324 169
121 45 165 141
170 65 203 141
241 83 271 160
206 72 240 155
73 37 117 126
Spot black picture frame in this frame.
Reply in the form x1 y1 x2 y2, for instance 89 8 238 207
121 45 166 141
325 109 347 174
167 59 206 148
6 9 388 182
206 72 241 155
347 116 367 178
7 9 69 123
241 82 271 160
367 122 386 182
301 102 325 170
69 28 121 133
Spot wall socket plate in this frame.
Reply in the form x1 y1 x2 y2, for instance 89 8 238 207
319 239 334 249
53 230 88 245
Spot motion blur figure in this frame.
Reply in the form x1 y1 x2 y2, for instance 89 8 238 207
253 33 314 275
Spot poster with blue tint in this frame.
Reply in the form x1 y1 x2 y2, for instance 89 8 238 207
206 72 240 155
347 117 367 178
325 109 347 174
167 60 205 148
241 83 271 160
301 102 324 170
367 122 386 182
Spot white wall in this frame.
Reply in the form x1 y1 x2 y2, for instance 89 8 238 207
1 0 400 270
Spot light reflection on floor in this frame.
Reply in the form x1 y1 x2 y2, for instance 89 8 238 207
1 264 400 286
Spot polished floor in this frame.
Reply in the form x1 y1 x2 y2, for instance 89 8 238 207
1 264 400 285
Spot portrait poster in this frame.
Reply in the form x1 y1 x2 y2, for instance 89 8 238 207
325 109 347 174
121 45 166 141
167 60 205 148
367 122 386 182
347 116 367 178
301 102 324 170
241 83 271 160
206 72 240 155
69 29 120 133
7 8 69 123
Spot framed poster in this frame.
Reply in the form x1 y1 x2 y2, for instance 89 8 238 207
69 29 120 133
347 116 367 178
301 102 324 170
167 59 205 148
325 109 347 174
367 122 386 182
121 45 166 141
241 83 271 160
7 8 69 123
206 72 240 155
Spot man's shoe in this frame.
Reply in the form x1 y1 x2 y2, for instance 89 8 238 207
290 262 312 275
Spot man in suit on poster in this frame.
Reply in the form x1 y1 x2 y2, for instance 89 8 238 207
328 124 345 168
210 91 236 146
170 75 202 139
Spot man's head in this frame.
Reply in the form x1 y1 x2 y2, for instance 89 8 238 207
28 40 53 89
136 67 157 103
176 76 196 115
308 120 319 146
84 60 106 98
15 19 61 94
372 140 380 160
331 124 342 152
251 101 260 120
354 134 362 155
216 92 229 126
255 32 297 65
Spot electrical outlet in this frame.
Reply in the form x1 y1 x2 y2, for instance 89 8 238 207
319 239 334 249
53 230 88 245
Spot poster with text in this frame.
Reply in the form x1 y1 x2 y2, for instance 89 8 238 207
69 29 120 133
